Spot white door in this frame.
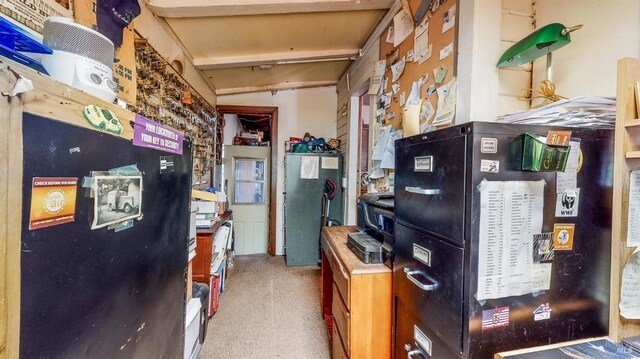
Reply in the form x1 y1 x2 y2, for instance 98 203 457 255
223 145 270 255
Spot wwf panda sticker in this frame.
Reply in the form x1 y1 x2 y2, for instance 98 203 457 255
555 189 580 217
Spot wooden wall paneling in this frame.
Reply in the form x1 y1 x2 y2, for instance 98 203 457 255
610 57 640 341
0 64 24 359
379 0 458 130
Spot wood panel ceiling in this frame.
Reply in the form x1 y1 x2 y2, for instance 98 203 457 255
145 0 393 95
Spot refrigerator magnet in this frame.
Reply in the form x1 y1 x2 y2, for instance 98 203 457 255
480 159 499 173
553 223 575 250
555 189 580 217
481 138 498 153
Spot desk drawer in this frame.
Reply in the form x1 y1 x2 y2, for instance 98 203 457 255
332 252 350 308
332 322 349 359
332 283 350 355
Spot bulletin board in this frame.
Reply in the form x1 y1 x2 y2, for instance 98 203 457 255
378 0 458 131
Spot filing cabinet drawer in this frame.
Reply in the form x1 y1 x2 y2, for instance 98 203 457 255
332 252 350 308
395 299 461 359
332 320 349 359
332 283 350 355
395 134 467 244
394 224 464 353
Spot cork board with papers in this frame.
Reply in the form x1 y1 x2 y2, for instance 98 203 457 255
376 0 458 133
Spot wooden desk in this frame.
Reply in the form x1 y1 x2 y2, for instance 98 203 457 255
321 226 392 359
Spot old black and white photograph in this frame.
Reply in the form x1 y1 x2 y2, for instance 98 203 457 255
92 175 142 229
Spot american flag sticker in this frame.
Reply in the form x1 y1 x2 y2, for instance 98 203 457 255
482 307 510 330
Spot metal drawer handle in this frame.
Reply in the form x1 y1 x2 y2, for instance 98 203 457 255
404 344 428 358
404 267 439 291
405 187 440 195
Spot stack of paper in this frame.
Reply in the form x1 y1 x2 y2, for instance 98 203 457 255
497 96 616 128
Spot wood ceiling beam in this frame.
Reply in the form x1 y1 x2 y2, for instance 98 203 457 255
194 49 359 69
146 0 394 18
216 80 337 96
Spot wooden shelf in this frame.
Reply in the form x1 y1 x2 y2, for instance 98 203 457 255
626 151 640 159
624 118 640 128
611 57 640 341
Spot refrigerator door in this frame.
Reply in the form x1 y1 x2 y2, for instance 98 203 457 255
394 223 465 353
285 153 343 266
395 134 467 245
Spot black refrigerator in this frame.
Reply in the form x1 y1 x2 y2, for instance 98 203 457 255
393 122 613 359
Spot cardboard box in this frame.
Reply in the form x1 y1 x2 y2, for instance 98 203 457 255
195 200 218 215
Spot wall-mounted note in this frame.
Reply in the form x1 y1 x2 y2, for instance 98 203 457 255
620 248 640 319
628 170 640 247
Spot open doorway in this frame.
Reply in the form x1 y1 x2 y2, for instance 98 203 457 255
357 93 370 197
217 105 278 256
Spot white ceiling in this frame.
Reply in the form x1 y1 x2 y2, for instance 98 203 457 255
145 0 393 95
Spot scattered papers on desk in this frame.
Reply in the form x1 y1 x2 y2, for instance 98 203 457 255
497 96 616 128
477 180 545 301
393 8 414 47
628 170 640 247
620 248 640 319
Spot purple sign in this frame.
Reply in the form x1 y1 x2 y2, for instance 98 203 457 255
133 114 184 155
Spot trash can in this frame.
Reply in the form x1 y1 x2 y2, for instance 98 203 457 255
192 282 210 344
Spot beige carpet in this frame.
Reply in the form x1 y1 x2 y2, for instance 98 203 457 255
200 254 331 359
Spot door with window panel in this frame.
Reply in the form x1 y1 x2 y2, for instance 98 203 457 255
223 145 270 255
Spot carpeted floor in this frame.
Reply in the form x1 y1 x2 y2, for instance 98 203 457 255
199 254 331 359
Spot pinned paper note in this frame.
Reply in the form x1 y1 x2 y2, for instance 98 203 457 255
433 78 457 126
392 82 401 94
434 67 448 84
406 50 414 62
399 92 406 107
368 60 387 95
442 5 456 33
414 17 431 64
419 99 435 125
439 42 454 60
386 26 394 44
426 84 436 97
531 263 552 292
393 8 414 47
391 57 406 82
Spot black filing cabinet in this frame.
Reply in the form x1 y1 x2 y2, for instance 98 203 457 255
393 122 613 358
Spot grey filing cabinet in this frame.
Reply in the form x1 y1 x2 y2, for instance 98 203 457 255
284 153 343 266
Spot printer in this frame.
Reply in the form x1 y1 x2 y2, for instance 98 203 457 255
347 193 394 268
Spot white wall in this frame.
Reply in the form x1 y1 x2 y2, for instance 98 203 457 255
532 0 640 100
217 86 338 255
458 0 640 121
223 114 239 145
